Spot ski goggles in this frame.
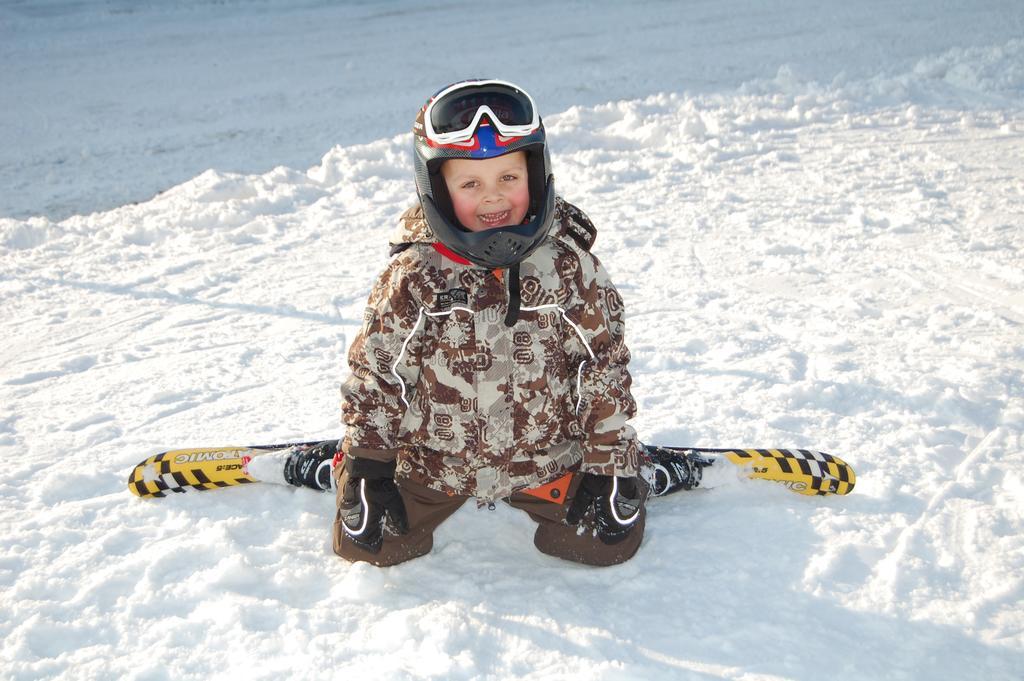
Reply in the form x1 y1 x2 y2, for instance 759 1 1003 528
423 80 540 145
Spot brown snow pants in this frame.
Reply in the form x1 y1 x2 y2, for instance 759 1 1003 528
332 464 646 568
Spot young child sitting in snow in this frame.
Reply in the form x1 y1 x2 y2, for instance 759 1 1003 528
285 80 697 567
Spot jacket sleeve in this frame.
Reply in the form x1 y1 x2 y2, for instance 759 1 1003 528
568 251 642 477
340 259 423 462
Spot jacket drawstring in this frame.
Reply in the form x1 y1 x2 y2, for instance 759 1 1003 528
504 263 521 327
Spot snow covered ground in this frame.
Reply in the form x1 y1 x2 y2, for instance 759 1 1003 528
3 0 1024 222
2 2 1024 680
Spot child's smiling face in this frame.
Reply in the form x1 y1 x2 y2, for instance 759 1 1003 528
440 151 530 232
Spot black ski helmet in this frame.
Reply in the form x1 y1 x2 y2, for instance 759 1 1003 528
412 79 555 269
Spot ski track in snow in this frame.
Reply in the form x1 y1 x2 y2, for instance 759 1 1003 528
2 17 1024 681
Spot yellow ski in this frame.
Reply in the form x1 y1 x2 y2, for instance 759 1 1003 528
127 442 320 498
711 447 856 495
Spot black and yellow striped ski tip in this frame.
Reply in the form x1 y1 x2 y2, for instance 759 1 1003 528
720 448 856 496
127 446 257 498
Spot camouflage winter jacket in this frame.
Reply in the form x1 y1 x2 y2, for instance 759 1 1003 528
340 197 641 501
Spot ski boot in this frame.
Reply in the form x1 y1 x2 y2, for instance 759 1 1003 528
282 440 338 491
642 445 712 497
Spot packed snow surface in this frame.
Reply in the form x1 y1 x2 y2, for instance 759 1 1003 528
3 0 1024 222
2 2 1024 680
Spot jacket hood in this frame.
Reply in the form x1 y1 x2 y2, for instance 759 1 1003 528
389 196 596 258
